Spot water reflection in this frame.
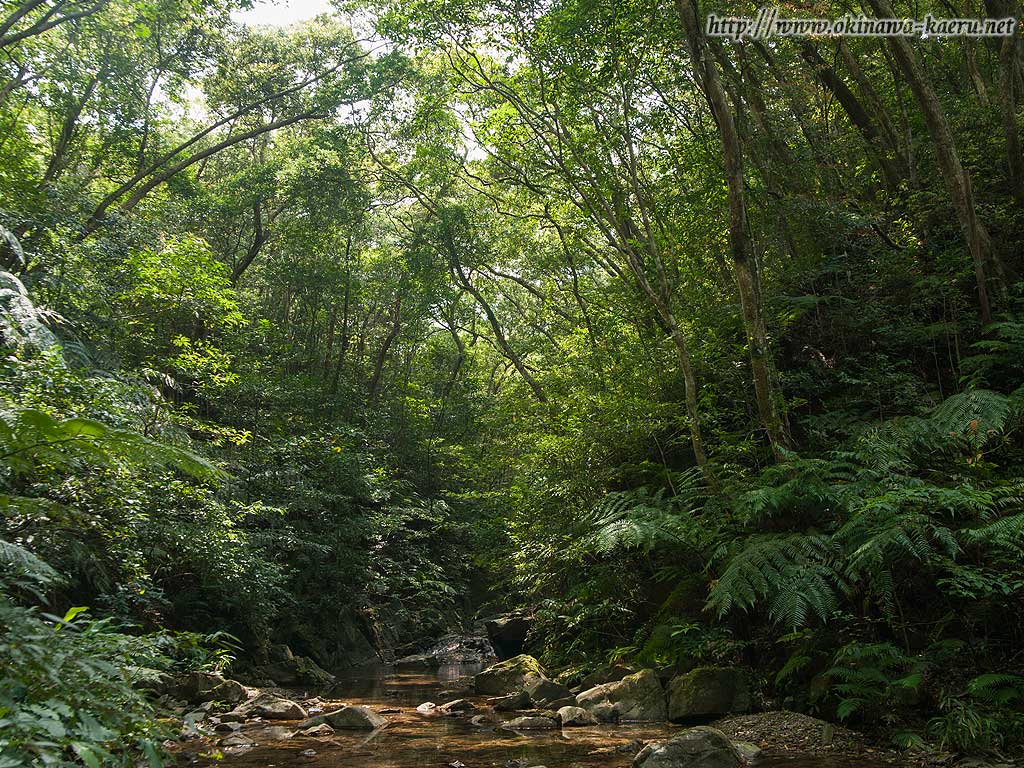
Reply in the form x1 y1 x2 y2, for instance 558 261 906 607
188 664 899 768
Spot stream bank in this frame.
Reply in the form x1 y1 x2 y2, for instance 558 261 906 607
171 663 910 768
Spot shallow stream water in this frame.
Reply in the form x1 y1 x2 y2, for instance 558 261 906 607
187 663 898 768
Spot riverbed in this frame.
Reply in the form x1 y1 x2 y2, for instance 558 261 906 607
183 663 901 768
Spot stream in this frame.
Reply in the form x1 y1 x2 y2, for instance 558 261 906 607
187 663 900 768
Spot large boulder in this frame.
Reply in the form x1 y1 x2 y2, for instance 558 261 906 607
257 654 335 687
300 705 387 730
579 664 636 691
633 727 742 768
228 693 306 721
474 654 546 696
667 667 750 721
484 614 531 660
525 677 576 709
577 669 666 722
557 705 598 727
165 672 247 705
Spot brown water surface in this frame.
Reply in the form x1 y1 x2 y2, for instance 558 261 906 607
187 664 899 768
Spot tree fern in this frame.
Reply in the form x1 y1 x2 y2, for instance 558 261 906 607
708 533 841 628
582 468 704 553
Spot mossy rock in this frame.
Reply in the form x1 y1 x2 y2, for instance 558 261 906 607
474 654 547 696
667 667 750 722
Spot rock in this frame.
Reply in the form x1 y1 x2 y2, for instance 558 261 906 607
395 653 442 668
448 762 467 768
228 693 307 721
166 672 248 705
485 613 532 660
667 667 750 721
474 654 546 696
256 725 295 739
220 732 257 748
377 707 402 714
501 715 560 730
577 669 666 722
214 721 242 733
470 714 493 726
299 723 335 737
439 699 476 714
301 749 317 757
733 742 762 762
267 643 294 662
489 690 532 711
633 727 742 768
257 654 335 687
557 706 598 727
525 677 576 709
416 702 438 714
301 705 387 730
580 664 636 690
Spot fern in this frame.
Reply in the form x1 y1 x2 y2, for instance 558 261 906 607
0 408 223 481
708 533 841 627
0 538 60 585
582 469 704 553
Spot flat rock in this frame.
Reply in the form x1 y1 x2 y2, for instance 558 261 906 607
439 698 476 713
633 727 742 768
301 705 387 730
501 715 559 730
228 693 307 721
299 723 335 737
219 732 257 748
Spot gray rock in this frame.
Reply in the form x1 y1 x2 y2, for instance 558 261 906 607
525 677 576 709
667 667 750 721
300 705 387 730
489 690 532 711
501 715 560 730
557 705 598 726
228 693 307 721
299 723 335 737
219 732 257 748
395 653 442 669
167 672 248 705
733 742 762 763
577 669 667 722
439 698 476 714
633 727 742 768
416 702 438 713
256 655 335 687
475 654 547 696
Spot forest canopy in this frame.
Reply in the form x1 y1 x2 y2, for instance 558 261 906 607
2 0 1024 764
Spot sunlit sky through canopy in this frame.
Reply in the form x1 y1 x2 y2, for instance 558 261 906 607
232 0 336 26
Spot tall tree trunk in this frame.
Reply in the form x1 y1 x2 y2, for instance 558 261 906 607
677 0 788 461
866 0 998 323
367 298 401 403
798 41 904 191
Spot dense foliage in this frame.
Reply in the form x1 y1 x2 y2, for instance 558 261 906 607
2 0 1024 762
